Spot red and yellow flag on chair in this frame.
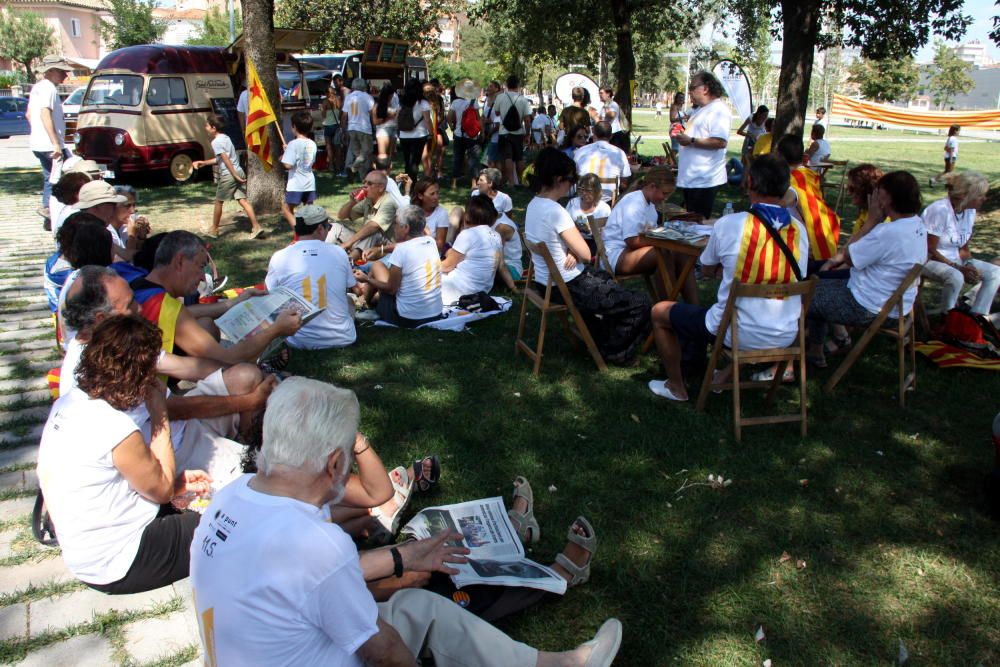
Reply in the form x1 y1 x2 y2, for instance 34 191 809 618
244 56 277 171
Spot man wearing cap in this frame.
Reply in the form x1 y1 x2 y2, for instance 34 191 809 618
265 206 360 350
343 78 375 181
448 79 481 190
329 171 397 261
28 56 74 218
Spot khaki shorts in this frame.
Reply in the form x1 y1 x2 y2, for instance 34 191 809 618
174 369 245 490
215 171 247 202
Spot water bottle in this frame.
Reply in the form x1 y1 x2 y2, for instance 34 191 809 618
722 202 734 217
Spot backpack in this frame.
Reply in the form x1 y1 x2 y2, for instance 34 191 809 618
501 93 523 132
461 103 481 139
936 304 1000 358
398 104 417 132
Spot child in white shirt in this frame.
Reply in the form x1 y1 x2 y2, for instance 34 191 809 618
280 110 318 231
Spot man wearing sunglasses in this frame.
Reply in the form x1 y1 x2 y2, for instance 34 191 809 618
265 206 363 350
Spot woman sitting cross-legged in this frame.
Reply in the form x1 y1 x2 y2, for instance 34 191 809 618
920 171 998 316
525 147 652 365
805 170 928 367
37 315 212 594
440 195 514 304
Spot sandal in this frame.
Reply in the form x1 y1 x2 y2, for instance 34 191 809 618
369 468 414 545
411 455 441 494
825 334 852 356
259 345 290 372
554 516 597 588
806 354 828 369
249 227 265 240
507 476 540 544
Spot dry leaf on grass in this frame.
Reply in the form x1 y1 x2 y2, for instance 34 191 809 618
630 413 640 423
755 625 766 643
796 559 807 570
779 551 792 564
799 479 809 487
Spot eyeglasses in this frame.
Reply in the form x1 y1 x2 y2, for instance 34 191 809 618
363 180 383 187
688 82 705 92
321 221 333 230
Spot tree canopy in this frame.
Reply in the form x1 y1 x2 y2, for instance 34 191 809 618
186 6 241 47
0 10 55 76
847 56 920 103
100 0 166 50
928 40 975 108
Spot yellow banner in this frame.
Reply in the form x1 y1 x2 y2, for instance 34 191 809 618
830 93 1000 129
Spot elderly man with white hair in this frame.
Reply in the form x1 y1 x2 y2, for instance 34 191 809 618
190 377 622 666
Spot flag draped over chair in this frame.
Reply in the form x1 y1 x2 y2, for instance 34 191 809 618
244 56 277 171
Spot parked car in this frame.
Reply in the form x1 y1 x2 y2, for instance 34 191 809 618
62 86 87 138
0 96 29 139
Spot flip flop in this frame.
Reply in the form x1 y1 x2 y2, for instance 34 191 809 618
647 379 687 401
507 476 540 544
411 455 441 494
580 618 623 667
249 228 265 240
554 516 596 587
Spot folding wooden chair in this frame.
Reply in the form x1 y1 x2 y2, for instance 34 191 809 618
599 176 621 206
512 228 533 293
823 263 924 407
661 142 678 168
820 159 849 214
515 241 607 375
695 278 817 442
587 215 658 296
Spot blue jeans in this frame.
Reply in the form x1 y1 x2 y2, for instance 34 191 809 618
33 148 68 209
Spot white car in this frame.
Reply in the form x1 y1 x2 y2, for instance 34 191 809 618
62 86 87 140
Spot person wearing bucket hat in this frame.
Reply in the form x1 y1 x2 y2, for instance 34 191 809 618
28 55 75 217
449 79 481 190
265 205 360 350
74 180 148 261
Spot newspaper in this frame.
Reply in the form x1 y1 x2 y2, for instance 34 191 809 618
214 286 322 360
402 496 568 595
646 223 710 244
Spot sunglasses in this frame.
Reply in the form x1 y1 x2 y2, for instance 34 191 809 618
363 180 383 186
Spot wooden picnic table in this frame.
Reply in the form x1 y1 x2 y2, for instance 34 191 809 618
640 231 708 304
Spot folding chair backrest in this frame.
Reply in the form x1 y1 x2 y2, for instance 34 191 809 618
599 176 620 206
525 240 575 306
662 142 677 167
587 216 613 274
881 263 925 320
717 278 817 347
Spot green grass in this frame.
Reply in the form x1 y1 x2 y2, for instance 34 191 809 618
3 131 1000 664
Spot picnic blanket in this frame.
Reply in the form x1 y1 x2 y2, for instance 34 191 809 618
916 340 1000 371
374 297 512 331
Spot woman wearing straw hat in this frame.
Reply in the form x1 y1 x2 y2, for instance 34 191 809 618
449 78 482 190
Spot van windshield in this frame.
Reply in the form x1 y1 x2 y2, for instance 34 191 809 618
84 75 144 107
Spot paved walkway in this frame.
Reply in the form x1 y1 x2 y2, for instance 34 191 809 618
0 179 202 665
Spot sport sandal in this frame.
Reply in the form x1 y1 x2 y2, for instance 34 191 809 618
555 516 597 588
507 476 540 544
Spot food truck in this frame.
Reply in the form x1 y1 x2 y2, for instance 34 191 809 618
75 30 320 183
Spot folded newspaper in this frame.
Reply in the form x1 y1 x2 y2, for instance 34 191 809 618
402 497 568 595
646 224 710 244
214 286 322 360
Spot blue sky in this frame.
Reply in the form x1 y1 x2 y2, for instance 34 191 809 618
915 0 999 62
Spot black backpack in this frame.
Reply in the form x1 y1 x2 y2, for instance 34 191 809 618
501 93 522 132
398 104 417 132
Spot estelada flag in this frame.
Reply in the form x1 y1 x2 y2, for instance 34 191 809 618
735 213 801 286
245 56 277 171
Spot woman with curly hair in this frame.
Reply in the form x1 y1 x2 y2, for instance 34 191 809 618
844 163 885 241
37 315 211 594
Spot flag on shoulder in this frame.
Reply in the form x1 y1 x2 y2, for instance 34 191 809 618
245 56 277 171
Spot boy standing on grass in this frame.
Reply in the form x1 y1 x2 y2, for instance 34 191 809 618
931 124 961 186
281 111 318 231
193 115 263 240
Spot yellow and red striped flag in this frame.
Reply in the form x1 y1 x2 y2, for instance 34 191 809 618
244 56 277 171
790 166 840 260
736 213 801 285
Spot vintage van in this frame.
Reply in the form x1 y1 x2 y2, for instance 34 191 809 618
75 45 240 183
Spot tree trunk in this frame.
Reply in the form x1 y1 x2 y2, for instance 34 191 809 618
536 70 543 107
599 40 608 87
609 0 634 151
240 0 285 214
774 0 822 139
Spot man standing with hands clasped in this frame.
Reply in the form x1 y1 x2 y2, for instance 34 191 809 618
674 71 731 219
28 56 74 220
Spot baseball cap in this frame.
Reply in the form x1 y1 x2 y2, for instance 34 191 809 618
76 180 127 209
36 55 75 74
294 205 330 235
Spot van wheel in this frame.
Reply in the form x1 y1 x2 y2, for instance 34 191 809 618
169 152 195 184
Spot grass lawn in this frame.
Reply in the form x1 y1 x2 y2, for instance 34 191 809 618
7 125 1000 664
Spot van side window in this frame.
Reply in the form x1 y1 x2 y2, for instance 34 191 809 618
147 78 189 107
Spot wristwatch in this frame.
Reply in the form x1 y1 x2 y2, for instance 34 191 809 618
390 547 404 578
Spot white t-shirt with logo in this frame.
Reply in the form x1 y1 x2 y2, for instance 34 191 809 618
700 211 809 350
922 197 973 264
441 225 502 304
602 190 658 272
599 100 623 133
37 388 159 585
848 215 927 317
471 189 513 216
212 133 242 178
344 91 375 134
526 196 583 285
386 236 443 320
564 197 611 227
573 141 632 202
398 100 432 139
493 92 533 136
28 78 64 152
493 213 522 269
424 206 449 239
266 240 357 349
281 137 317 193
190 475 377 667
677 97 731 189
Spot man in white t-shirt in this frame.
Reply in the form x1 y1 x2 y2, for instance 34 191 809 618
814 106 828 130
573 122 631 203
354 205 443 327
492 75 534 186
342 78 375 180
28 55 74 217
266 206 360 349
60 266 278 485
675 71 731 219
649 155 809 401
190 377 623 667
598 87 627 152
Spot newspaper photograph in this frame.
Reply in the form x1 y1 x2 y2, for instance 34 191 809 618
215 286 322 343
402 497 567 595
